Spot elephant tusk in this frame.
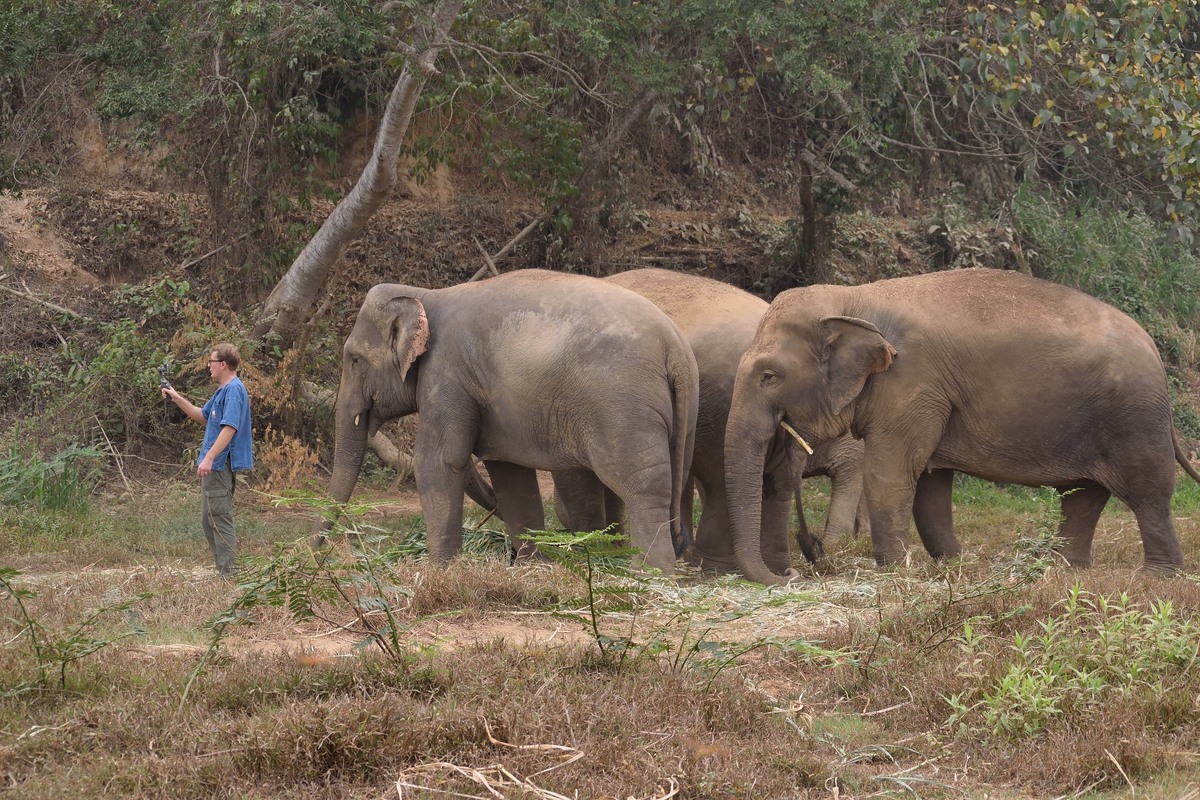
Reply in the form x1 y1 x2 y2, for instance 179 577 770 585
354 414 361 428
780 421 814 455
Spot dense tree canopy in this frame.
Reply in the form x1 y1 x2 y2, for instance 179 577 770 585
5 0 1200 448
7 1 1199 244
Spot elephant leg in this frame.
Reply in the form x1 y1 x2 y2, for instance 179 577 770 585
912 469 961 559
862 425 945 566
600 473 676 573
1130 498 1185 571
484 460 546 561
1109 465 1185 571
602 487 624 531
862 458 923 567
1054 483 1110 566
552 469 608 532
414 449 470 563
853 496 871 536
825 462 865 540
687 475 736 572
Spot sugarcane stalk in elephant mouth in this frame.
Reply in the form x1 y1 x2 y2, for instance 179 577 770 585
780 420 813 454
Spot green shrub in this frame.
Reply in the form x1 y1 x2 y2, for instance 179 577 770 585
0 443 104 512
946 585 1200 740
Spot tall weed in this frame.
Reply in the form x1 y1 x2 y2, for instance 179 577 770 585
0 443 103 512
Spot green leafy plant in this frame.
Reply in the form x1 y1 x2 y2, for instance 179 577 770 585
0 443 104 512
529 526 648 659
180 490 467 707
0 566 150 692
528 527 846 680
946 583 1200 740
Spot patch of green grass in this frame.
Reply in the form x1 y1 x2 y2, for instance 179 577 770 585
1170 468 1200 513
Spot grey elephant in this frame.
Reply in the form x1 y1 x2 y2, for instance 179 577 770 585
328 269 699 572
799 435 870 544
552 268 865 572
724 267 1200 584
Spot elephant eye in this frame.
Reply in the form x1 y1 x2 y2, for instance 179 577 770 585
760 369 781 387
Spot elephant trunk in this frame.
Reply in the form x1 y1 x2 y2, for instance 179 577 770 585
317 393 370 541
724 397 789 586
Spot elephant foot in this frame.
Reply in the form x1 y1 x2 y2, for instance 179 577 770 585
872 549 911 568
1140 559 1183 575
684 548 739 574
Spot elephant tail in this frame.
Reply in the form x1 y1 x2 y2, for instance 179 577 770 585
668 337 700 557
1173 426 1200 486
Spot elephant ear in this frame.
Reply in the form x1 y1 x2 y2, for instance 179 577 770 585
382 296 429 381
820 315 897 416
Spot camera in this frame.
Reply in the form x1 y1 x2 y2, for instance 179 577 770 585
157 364 172 390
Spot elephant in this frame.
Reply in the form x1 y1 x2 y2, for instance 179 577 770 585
724 267 1200 585
550 268 867 573
799 434 870 544
327 269 699 572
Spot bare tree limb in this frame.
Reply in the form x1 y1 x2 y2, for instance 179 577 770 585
799 147 859 193
180 232 251 271
468 215 544 282
472 236 500 278
368 428 415 483
0 281 93 323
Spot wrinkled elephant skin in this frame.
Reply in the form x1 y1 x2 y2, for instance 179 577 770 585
725 267 1199 584
553 268 865 580
328 270 699 573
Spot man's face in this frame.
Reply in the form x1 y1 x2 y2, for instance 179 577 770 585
207 351 229 381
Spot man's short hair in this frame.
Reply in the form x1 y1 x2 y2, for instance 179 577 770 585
214 342 241 371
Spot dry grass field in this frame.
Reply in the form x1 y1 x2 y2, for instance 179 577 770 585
3 474 1200 799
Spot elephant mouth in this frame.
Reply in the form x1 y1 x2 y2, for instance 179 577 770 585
352 404 383 438
780 418 814 455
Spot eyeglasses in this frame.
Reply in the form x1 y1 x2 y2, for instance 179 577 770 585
208 359 225 365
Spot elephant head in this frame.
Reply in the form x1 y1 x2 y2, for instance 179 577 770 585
327 285 429 507
725 311 896 584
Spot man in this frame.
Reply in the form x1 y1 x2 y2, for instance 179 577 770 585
162 343 253 578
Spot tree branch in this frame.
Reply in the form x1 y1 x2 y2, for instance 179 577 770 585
0 281 93 323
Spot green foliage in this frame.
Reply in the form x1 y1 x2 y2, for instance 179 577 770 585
960 0 1200 236
946 584 1200 740
0 443 104 512
1011 182 1200 363
529 526 649 658
0 566 149 691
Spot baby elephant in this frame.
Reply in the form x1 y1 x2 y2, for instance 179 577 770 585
327 269 699 572
724 267 1200 584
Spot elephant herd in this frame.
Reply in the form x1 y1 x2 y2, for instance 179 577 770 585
325 266 1199 584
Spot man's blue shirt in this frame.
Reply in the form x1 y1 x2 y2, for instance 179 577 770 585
199 376 254 471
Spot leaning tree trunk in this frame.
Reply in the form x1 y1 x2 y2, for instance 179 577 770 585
252 0 464 349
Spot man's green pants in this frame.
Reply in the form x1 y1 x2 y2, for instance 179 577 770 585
201 469 237 578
